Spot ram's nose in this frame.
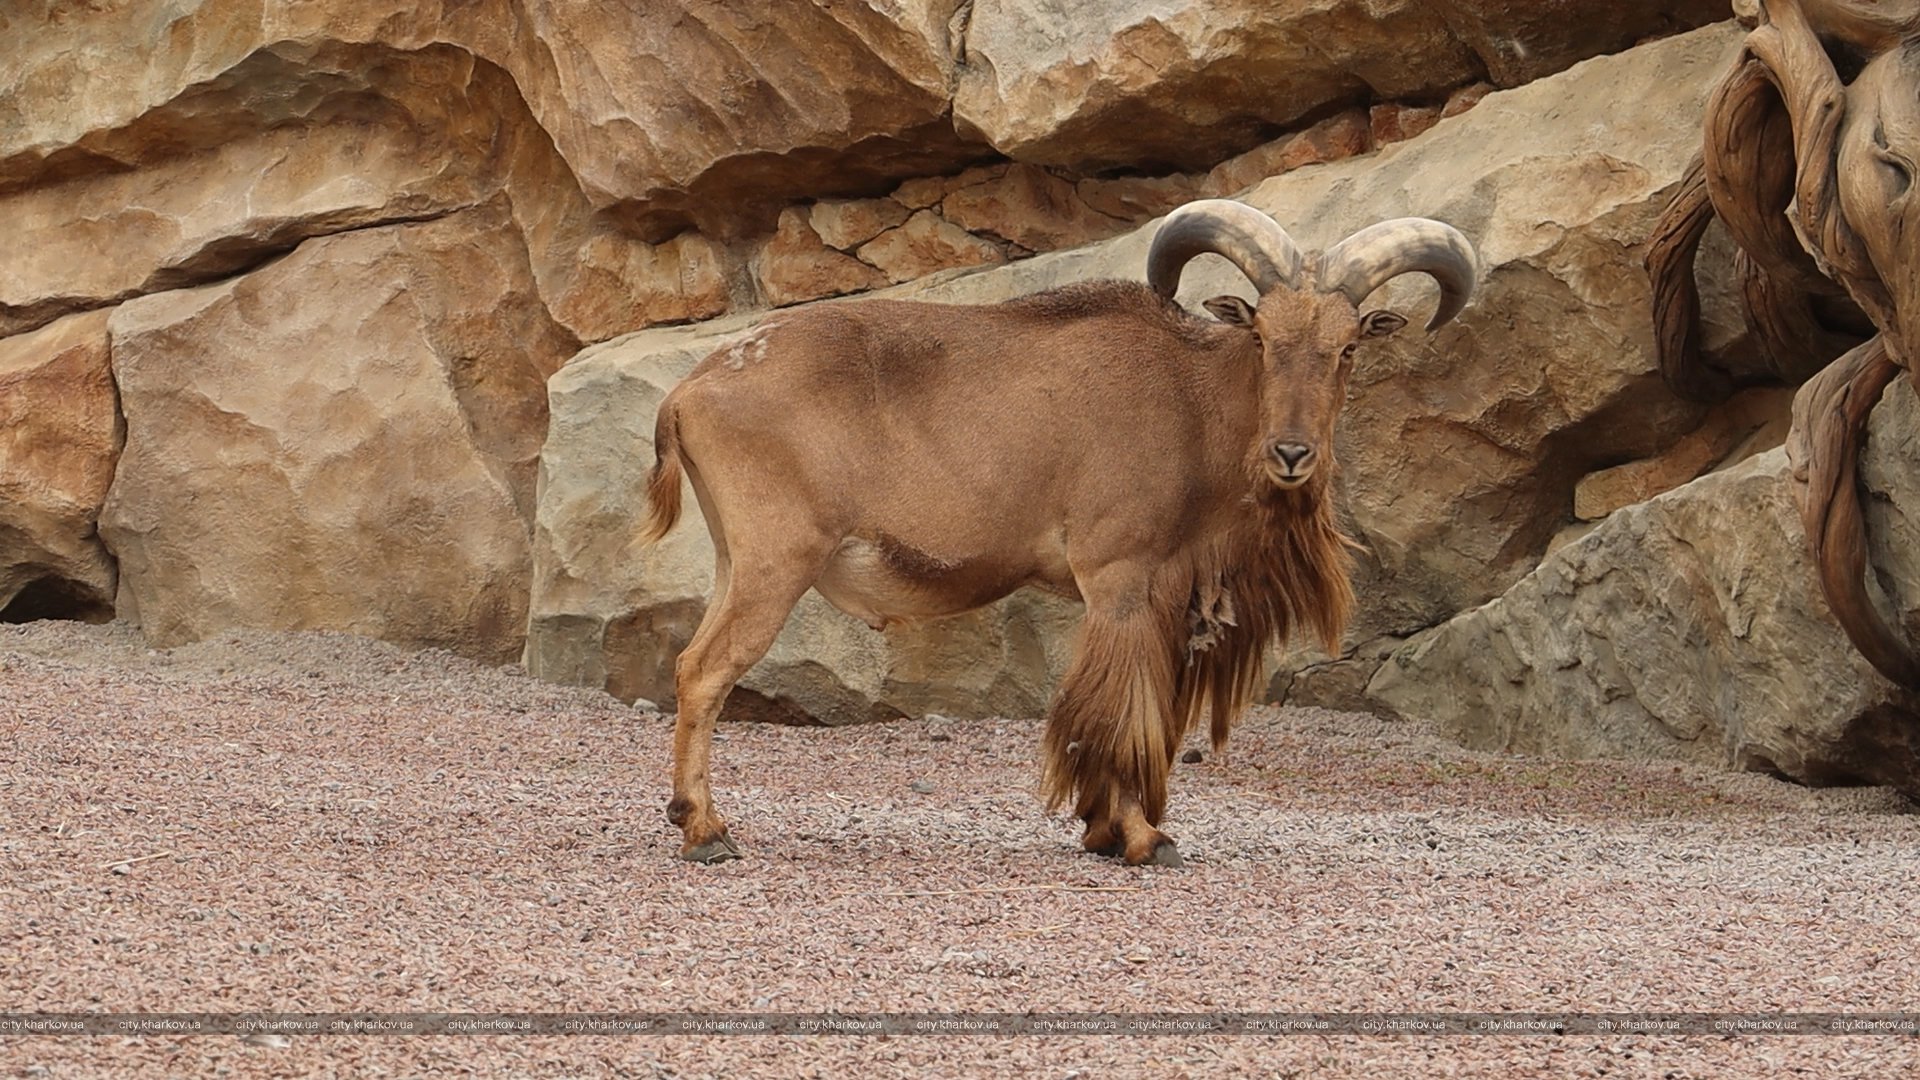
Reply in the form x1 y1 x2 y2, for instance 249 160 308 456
1267 440 1316 485
1271 441 1313 469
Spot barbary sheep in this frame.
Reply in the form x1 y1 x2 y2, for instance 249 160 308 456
640 199 1477 866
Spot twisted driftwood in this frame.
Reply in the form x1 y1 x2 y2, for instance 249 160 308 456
1649 0 1920 685
1788 337 1919 686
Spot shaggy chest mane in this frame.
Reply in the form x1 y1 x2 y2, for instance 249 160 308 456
1168 487 1357 746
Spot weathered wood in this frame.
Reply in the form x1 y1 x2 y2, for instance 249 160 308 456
1738 250 1865 384
1654 0 1920 683
1646 156 1731 402
1747 0 1896 325
1792 336 1920 687
1701 58 1826 292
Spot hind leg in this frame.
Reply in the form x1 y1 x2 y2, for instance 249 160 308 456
667 540 829 864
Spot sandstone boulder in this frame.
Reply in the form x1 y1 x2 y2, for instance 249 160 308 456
1 2 983 244
482 0 985 241
0 311 120 622
939 165 1130 252
100 205 577 663
752 208 888 309
810 199 915 252
954 0 1727 172
1198 110 1374 198
857 211 1006 283
527 25 1756 722
1572 387 1792 522
2 0 1733 361
0 29 740 349
0 43 511 339
1366 382 1920 796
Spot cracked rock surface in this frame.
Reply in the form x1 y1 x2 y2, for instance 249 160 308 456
1370 386 1920 796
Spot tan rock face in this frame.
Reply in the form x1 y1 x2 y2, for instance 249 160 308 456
857 211 1006 283
1572 388 1793 522
545 228 732 339
0 43 509 339
0 1 982 244
99 206 576 663
0 311 120 622
1367 383 1920 795
1442 82 1496 118
0 32 742 348
939 164 1128 251
494 0 980 240
752 208 888 308
954 0 1727 172
1073 174 1201 223
809 199 914 251
3 1 1729 355
1369 102 1444 146
1201 110 1374 197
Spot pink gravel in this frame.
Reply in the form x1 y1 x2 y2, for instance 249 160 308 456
3 620 1920 1077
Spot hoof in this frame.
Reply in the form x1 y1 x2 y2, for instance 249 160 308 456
681 834 742 864
1130 840 1183 868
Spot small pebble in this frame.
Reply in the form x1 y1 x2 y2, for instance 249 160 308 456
241 1032 291 1048
631 697 660 712
910 779 936 794
1181 749 1203 764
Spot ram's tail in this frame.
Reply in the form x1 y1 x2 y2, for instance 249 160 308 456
639 402 685 544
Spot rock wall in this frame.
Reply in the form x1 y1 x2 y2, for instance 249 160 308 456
4 2 1792 750
526 24 1763 718
954 0 1725 171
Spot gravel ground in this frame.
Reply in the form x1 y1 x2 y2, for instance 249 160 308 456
4 620 1920 1078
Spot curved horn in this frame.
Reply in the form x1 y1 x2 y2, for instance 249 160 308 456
1317 218 1479 330
1147 199 1305 299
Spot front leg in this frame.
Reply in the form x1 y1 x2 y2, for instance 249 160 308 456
1042 561 1190 867
1080 790 1180 866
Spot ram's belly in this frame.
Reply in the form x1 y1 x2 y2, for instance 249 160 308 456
813 536 1065 630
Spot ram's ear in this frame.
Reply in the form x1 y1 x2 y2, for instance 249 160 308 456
1359 309 1409 338
1202 295 1257 327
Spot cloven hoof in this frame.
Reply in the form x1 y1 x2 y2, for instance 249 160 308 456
1142 841 1184 868
681 834 742 865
